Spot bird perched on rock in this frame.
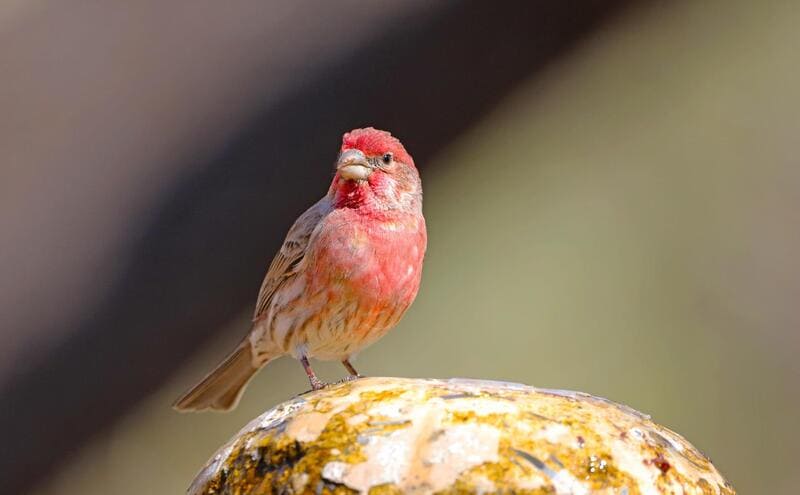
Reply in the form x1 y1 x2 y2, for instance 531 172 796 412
174 128 426 412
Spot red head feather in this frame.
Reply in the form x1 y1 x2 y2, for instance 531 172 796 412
341 127 414 167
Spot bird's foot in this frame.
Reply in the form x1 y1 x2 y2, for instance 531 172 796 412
297 379 330 397
309 376 328 391
335 374 364 385
300 354 328 392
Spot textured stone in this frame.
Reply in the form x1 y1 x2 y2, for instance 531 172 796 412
188 377 735 494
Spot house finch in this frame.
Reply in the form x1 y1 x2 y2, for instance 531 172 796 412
174 127 426 412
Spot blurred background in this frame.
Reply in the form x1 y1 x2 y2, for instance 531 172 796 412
1 0 798 493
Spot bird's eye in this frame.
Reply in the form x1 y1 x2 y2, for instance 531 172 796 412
381 152 393 164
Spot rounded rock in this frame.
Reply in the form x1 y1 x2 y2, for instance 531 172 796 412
188 377 735 494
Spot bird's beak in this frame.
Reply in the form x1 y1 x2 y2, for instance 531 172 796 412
337 149 373 181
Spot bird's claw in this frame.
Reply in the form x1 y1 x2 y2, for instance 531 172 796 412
310 377 328 391
299 376 360 396
336 374 364 384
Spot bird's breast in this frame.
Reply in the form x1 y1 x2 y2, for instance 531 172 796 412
308 211 426 307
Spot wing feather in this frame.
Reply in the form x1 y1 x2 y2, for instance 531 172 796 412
252 197 330 321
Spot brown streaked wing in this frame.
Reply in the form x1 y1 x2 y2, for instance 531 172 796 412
252 197 331 321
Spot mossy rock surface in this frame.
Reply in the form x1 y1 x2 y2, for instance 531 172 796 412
189 377 734 494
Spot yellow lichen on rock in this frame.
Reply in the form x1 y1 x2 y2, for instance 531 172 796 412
188 377 734 495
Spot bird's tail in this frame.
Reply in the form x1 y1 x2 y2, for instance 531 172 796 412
173 340 267 412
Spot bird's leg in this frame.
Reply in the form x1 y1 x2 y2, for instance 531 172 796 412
300 355 326 390
338 358 363 383
342 358 360 376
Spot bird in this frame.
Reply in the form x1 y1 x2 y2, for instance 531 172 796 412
173 127 426 412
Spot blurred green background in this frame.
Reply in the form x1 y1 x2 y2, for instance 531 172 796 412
13 1 800 494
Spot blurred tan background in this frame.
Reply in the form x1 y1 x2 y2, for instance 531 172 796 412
2 1 798 494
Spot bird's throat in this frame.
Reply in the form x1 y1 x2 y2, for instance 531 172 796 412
331 177 375 210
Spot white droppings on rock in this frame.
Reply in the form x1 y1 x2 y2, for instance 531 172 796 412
285 411 330 442
604 421 660 495
346 413 369 426
424 423 501 489
552 469 589 495
441 396 519 416
321 461 349 484
327 427 413 491
537 423 571 444
315 399 503 494
614 445 660 495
